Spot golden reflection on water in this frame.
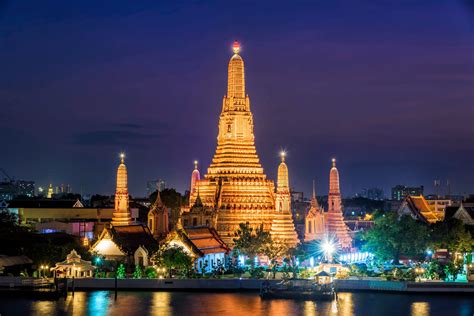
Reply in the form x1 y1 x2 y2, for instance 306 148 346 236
30 300 56 316
336 292 355 316
411 302 429 316
304 300 317 316
150 292 172 315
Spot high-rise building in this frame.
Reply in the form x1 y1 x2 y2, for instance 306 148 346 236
326 158 352 249
357 187 384 200
146 179 166 197
391 185 424 201
112 153 132 226
0 180 35 200
185 42 298 245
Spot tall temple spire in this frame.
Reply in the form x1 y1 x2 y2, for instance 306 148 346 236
277 151 289 190
311 179 319 208
112 153 132 226
326 158 352 249
271 151 299 247
190 160 200 198
227 41 245 99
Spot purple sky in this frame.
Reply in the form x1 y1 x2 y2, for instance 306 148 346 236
1 1 473 198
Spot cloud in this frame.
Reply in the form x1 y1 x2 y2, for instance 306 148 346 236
72 123 166 146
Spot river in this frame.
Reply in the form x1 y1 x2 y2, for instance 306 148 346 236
0 291 473 315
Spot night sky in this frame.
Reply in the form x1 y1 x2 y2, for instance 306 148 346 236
1 1 473 198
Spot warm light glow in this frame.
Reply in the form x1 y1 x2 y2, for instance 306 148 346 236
322 240 335 256
232 41 240 54
119 152 125 160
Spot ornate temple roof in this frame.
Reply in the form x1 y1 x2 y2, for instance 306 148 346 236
101 224 157 255
149 190 166 215
399 195 442 224
167 227 230 257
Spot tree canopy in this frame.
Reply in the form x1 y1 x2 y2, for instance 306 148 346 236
233 222 271 267
361 212 429 263
152 245 193 278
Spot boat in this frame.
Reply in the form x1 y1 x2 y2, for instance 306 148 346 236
260 277 336 301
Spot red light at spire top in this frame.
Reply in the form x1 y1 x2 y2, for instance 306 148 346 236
232 41 240 54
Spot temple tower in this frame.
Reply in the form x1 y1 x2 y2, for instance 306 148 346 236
112 153 132 226
270 152 299 247
187 42 290 245
304 180 326 242
148 190 169 238
190 160 200 198
326 158 352 249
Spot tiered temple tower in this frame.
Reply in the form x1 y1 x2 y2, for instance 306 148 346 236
190 160 200 199
326 158 352 249
270 152 299 247
187 42 296 245
304 180 326 242
111 153 132 226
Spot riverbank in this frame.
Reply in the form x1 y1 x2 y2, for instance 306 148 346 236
1 277 473 293
335 279 474 293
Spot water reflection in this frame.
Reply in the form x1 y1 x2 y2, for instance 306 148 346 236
150 292 172 315
30 300 56 316
87 291 110 316
337 292 354 316
304 301 317 316
2 291 472 316
411 302 429 316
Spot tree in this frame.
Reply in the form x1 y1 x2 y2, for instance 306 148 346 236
282 244 309 279
361 212 429 263
117 263 126 279
152 246 193 278
233 222 272 269
262 241 288 279
133 265 143 279
430 219 474 254
444 261 462 281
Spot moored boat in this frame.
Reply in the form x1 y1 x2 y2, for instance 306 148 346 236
260 278 336 301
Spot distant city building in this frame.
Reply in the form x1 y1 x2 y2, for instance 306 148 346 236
0 180 35 200
146 179 166 197
391 185 424 201
357 187 384 200
4 199 126 239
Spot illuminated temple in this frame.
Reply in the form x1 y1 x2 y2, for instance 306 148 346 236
186 42 298 246
326 159 352 249
111 153 132 226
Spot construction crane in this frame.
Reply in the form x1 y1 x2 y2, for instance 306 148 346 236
0 168 14 183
